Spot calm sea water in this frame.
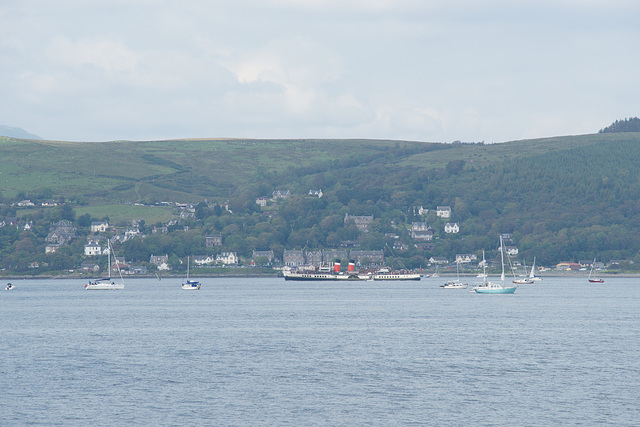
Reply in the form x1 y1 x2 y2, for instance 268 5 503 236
1 276 639 426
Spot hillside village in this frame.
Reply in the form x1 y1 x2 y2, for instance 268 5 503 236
0 190 617 277
2 195 462 275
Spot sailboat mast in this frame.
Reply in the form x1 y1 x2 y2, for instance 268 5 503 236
499 236 505 284
107 239 111 279
482 250 487 283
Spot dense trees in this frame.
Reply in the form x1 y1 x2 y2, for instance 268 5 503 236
599 117 640 133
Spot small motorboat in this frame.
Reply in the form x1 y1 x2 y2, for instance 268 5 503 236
6 282 15 291
442 280 468 289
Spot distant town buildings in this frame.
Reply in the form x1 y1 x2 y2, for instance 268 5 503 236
193 255 216 266
283 250 305 267
281 248 383 267
455 254 478 264
411 222 433 241
350 250 384 266
216 252 238 265
429 256 449 265
84 241 102 256
444 223 459 233
46 220 77 246
272 190 291 200
436 206 452 218
206 234 222 247
504 246 519 256
150 254 170 270
90 221 109 233
252 250 275 264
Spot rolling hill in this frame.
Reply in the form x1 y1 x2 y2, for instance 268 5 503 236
2 131 640 270
0 137 444 203
0 125 41 140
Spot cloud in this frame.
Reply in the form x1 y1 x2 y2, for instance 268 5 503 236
224 37 344 114
1 1 639 142
47 36 138 78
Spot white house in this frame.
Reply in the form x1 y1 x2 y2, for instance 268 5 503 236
444 222 459 233
91 221 109 233
308 189 323 198
412 221 429 232
456 254 478 264
193 255 216 266
150 254 170 270
256 197 268 207
272 190 291 199
411 222 433 241
216 252 238 265
125 228 141 238
504 246 519 256
84 241 102 256
436 206 451 218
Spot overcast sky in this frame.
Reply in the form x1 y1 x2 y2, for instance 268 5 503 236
1 1 638 143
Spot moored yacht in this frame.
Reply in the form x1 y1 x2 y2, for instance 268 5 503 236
85 239 125 290
473 242 517 294
181 257 201 290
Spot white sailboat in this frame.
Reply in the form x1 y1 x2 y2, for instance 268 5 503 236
442 261 468 289
431 265 440 278
181 257 201 290
473 238 517 294
85 239 125 290
513 258 535 284
588 258 604 283
529 257 543 282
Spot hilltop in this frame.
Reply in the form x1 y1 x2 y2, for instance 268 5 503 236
0 125 41 140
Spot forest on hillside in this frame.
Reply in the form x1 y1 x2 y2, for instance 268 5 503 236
235 134 640 267
599 117 640 133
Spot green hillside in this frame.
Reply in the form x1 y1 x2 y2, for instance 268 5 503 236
2 132 640 274
0 137 444 203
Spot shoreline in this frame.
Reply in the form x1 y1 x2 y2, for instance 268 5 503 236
1 273 280 280
2 272 639 280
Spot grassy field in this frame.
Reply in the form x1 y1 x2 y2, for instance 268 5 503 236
0 137 436 203
399 132 640 170
4 133 639 205
73 204 177 224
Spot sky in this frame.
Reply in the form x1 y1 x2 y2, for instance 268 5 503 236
1 0 639 143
